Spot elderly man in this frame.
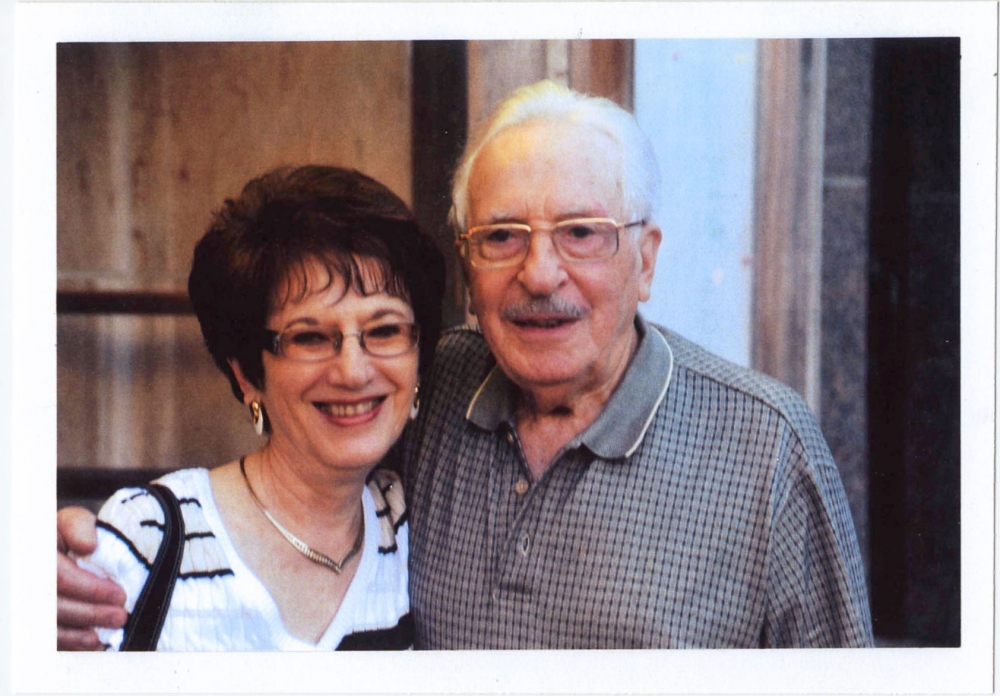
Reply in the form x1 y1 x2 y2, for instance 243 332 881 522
57 81 872 649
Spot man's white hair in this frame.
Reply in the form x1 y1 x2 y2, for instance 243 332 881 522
449 80 661 234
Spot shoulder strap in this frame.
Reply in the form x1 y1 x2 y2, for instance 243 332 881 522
366 468 407 553
119 482 185 651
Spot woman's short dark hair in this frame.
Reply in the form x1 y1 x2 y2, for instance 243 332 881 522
188 165 446 410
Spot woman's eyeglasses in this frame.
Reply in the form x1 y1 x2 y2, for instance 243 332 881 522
263 322 419 362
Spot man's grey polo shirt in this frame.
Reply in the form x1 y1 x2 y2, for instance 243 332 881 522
404 315 873 648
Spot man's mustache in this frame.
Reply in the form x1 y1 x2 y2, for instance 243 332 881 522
502 297 586 321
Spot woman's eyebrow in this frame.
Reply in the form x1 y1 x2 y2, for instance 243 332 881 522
366 307 411 322
277 305 411 330
279 317 320 330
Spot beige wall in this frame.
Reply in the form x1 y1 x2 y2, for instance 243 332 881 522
467 40 632 138
57 42 413 469
57 39 632 470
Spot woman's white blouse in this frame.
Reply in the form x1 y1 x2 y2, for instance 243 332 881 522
78 467 411 651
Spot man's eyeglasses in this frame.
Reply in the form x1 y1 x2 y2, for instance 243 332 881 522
263 322 420 362
458 217 646 269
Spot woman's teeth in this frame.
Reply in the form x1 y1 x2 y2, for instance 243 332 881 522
316 397 383 417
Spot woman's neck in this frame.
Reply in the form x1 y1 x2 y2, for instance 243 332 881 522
244 445 367 538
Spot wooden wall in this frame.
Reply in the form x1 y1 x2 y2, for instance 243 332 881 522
751 39 827 415
467 40 633 136
56 39 630 473
57 42 413 469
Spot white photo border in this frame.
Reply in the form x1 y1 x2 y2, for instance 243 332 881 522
10 2 996 693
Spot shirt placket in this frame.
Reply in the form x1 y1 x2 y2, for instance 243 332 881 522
488 425 531 581
488 422 572 646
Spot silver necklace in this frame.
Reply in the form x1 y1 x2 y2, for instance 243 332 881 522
239 457 363 574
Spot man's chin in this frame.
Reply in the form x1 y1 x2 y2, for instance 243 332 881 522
504 359 584 393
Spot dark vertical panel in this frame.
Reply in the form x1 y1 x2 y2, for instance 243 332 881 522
868 38 908 642
820 38 874 586
411 41 468 328
867 38 960 646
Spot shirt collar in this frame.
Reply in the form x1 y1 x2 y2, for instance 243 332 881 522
465 312 674 460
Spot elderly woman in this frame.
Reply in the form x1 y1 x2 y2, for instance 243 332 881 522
70 165 444 650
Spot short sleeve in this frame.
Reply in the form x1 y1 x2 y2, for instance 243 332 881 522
762 435 874 647
76 487 170 651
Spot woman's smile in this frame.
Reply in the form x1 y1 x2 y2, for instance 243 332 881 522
314 395 386 421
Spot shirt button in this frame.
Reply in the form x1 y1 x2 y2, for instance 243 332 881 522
505 431 515 445
518 533 531 556
514 478 530 496
491 588 500 602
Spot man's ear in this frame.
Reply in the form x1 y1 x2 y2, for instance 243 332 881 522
636 224 662 303
229 359 262 406
466 291 477 318
455 239 477 317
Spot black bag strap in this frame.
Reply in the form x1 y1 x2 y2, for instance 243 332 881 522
120 483 185 651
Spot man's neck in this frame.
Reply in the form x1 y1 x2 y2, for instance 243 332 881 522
514 400 602 480
513 324 640 479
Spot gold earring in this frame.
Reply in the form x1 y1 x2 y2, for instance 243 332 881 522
409 385 420 421
250 400 264 436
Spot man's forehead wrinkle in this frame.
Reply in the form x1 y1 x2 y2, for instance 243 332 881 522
478 201 529 224
542 197 613 222
468 120 628 225
476 192 614 226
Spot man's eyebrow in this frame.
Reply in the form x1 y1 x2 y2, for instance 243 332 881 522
556 211 604 221
478 215 525 225
479 210 605 225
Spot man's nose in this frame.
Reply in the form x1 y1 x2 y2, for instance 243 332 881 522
517 231 567 295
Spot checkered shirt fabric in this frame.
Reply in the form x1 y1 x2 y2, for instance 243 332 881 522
403 315 873 649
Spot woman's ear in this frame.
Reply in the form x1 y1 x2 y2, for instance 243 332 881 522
229 359 262 406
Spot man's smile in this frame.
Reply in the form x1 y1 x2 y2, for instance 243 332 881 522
510 314 578 329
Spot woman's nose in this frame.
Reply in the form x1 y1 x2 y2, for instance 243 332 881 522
326 335 374 387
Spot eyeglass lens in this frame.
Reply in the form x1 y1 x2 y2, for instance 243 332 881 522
277 323 418 361
471 219 619 265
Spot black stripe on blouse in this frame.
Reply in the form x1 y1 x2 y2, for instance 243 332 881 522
123 490 201 508
96 520 152 569
140 521 215 541
178 569 235 580
336 613 414 650
98 520 230 579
